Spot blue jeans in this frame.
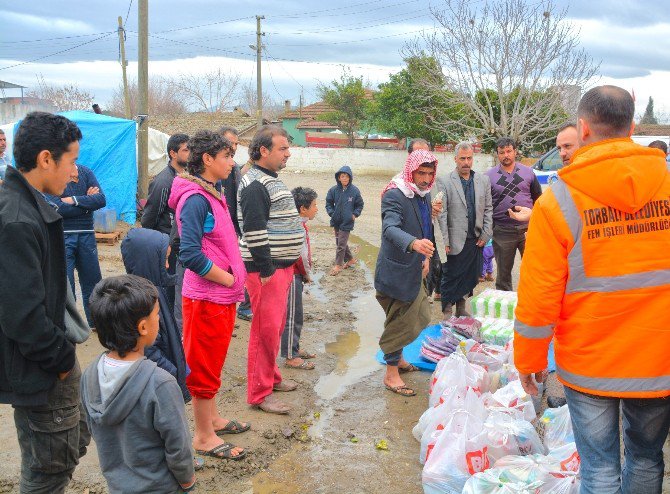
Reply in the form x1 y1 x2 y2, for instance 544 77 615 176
565 386 670 494
64 232 102 327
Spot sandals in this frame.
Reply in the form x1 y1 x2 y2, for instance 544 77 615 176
385 384 416 397
344 258 358 269
297 350 316 359
329 265 343 276
215 419 250 435
285 360 315 370
195 442 246 461
398 363 420 374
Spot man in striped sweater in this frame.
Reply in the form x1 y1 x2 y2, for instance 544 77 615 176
238 125 305 414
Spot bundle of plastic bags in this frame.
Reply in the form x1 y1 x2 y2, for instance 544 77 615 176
471 289 518 320
447 316 484 341
429 353 489 407
541 405 574 450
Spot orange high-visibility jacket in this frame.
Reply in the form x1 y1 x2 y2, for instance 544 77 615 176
514 138 670 398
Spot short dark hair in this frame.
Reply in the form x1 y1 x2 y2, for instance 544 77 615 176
249 125 288 161
649 140 668 154
89 275 158 358
218 126 238 137
167 133 189 157
186 130 233 176
0 129 5 135
408 138 429 153
292 186 318 211
13 112 82 172
495 137 517 151
558 123 577 133
577 85 634 138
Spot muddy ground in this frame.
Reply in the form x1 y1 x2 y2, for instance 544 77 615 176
0 171 668 493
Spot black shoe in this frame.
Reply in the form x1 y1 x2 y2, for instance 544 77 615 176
547 396 567 408
237 309 253 321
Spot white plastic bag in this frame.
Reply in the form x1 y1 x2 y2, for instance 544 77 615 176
489 380 536 422
541 405 574 450
466 341 510 372
419 387 483 464
422 396 491 493
462 468 543 493
483 411 545 463
429 352 488 407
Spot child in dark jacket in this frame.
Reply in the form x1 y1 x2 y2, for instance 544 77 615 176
325 165 364 276
82 275 195 494
121 227 191 403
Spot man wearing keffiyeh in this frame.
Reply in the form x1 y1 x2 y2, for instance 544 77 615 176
374 150 442 396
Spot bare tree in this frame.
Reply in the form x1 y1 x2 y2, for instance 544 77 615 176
404 0 599 150
26 74 94 112
107 78 187 116
238 81 283 121
172 69 241 112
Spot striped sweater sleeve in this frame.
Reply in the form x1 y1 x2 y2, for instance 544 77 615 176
240 180 274 277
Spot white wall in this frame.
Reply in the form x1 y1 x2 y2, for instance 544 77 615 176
235 145 495 175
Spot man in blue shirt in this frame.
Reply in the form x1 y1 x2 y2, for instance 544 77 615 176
49 164 106 326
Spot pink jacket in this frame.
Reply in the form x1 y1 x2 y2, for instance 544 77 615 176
168 174 246 305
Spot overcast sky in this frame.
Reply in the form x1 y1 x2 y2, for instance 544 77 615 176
1 0 669 121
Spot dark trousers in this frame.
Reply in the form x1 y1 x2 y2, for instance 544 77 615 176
492 225 527 291
174 260 185 336
165 247 177 314
64 232 102 327
281 275 304 359
238 288 251 313
14 359 90 494
334 229 353 266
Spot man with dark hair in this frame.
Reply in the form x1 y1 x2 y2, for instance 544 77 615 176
556 123 579 166
515 85 670 493
238 125 304 414
217 126 253 321
0 129 9 183
485 137 542 291
0 112 90 493
48 164 106 327
408 138 430 153
142 133 189 312
648 139 668 155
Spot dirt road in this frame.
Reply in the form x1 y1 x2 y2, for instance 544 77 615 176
0 171 667 493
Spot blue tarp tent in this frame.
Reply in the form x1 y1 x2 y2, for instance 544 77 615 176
59 111 137 223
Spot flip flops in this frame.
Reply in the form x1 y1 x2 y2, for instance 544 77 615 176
215 419 251 436
195 443 246 461
398 363 420 374
297 350 316 359
385 384 416 397
285 360 315 370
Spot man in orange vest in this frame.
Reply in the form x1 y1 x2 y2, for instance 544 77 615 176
514 85 670 493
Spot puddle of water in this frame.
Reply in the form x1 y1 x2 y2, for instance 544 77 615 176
304 270 328 303
313 233 385 403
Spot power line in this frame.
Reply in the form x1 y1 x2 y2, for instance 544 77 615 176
152 16 256 34
0 32 114 44
271 0 420 19
0 32 115 71
266 11 430 35
264 52 285 100
267 27 436 47
125 0 134 26
271 0 416 18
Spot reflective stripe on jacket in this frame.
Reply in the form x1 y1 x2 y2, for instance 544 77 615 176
514 138 670 398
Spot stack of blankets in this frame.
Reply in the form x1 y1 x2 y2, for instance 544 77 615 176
421 317 484 363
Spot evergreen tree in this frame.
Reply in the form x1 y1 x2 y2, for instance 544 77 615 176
640 96 658 125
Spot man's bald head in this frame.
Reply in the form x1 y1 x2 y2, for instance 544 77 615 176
577 85 635 145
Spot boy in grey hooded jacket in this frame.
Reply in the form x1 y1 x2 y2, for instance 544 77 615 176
81 275 195 494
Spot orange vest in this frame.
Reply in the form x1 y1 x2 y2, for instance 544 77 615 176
514 138 670 398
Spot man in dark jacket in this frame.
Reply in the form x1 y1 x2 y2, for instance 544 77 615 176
375 150 440 397
48 164 106 326
141 133 189 311
325 165 364 275
0 112 90 493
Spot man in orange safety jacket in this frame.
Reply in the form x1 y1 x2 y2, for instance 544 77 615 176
514 85 670 494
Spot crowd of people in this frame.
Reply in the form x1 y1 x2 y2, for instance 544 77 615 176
0 83 669 494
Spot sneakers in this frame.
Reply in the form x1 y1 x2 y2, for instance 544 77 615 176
237 308 252 321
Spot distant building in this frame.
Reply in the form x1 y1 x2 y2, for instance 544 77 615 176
0 80 57 124
280 101 340 146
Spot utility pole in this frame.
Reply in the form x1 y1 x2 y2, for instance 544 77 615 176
117 16 131 119
137 0 149 199
255 15 264 129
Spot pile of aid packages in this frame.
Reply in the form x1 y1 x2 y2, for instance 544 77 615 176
414 290 579 493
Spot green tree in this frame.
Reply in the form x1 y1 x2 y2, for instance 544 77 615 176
640 96 658 125
317 69 371 147
373 56 461 145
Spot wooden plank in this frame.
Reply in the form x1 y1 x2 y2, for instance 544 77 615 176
95 231 121 245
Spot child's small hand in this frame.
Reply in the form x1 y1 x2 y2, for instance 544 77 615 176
352 214 356 221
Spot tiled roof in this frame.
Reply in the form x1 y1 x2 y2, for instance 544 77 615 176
296 120 339 129
635 124 670 136
150 109 268 137
282 101 334 120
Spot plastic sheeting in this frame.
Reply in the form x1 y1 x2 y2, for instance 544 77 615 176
59 111 137 223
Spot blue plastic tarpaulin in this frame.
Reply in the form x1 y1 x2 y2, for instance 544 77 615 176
59 111 137 223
